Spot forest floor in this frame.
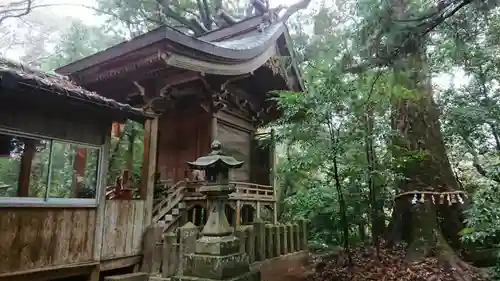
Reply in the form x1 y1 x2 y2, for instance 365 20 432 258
303 243 490 281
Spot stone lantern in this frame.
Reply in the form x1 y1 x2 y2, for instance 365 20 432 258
173 140 260 281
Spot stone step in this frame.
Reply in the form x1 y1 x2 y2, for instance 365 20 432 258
171 208 180 215
149 277 170 281
104 272 149 281
178 202 186 209
165 214 174 221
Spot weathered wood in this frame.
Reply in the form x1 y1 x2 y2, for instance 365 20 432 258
265 225 274 259
256 201 261 219
235 227 247 254
286 224 294 253
235 200 241 227
299 219 309 250
142 116 159 229
272 225 279 257
88 265 100 281
94 133 111 261
0 208 96 274
100 200 145 259
217 110 254 132
280 224 287 255
211 113 218 142
273 202 278 224
253 220 265 262
217 122 251 181
0 261 98 281
270 129 277 188
17 139 34 197
293 223 300 252
0 102 107 146
99 256 142 271
157 105 211 183
246 226 255 263
275 224 281 256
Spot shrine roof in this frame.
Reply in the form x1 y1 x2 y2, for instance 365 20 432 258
0 58 152 120
55 15 303 90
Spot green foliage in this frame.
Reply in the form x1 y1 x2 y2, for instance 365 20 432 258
271 31 395 250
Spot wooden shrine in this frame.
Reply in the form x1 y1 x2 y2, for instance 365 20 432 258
53 4 304 240
56 13 302 235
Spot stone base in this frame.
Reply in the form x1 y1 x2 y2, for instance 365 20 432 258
183 252 250 279
172 270 260 281
195 235 239 255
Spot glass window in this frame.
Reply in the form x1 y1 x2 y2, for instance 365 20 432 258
49 142 99 199
0 133 50 198
0 130 100 202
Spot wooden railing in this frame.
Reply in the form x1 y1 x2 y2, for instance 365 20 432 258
230 182 274 201
153 180 185 214
182 181 274 201
152 183 186 223
150 180 275 230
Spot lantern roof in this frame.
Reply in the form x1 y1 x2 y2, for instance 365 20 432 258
186 140 244 170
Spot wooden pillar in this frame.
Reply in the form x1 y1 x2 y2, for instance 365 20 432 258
88 265 100 281
141 115 159 227
269 129 276 186
270 129 279 223
93 133 111 261
256 201 261 219
211 113 218 142
17 139 35 197
72 147 87 197
236 200 241 227
273 202 278 224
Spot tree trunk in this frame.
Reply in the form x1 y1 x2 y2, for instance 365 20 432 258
386 0 465 262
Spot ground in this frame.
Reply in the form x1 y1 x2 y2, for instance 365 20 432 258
301 243 489 281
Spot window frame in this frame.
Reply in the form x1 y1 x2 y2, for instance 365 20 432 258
0 128 104 208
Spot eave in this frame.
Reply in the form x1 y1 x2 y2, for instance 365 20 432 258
56 22 286 76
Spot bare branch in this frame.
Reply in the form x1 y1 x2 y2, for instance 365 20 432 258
0 0 33 25
345 0 474 73
0 2 157 29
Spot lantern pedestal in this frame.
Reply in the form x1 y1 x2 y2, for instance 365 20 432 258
173 141 260 281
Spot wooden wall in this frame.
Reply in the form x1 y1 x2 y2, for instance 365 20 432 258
0 99 108 146
157 105 211 183
100 200 145 259
217 110 254 182
0 208 96 275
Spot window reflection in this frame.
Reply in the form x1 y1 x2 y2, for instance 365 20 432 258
0 131 99 200
49 142 99 199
